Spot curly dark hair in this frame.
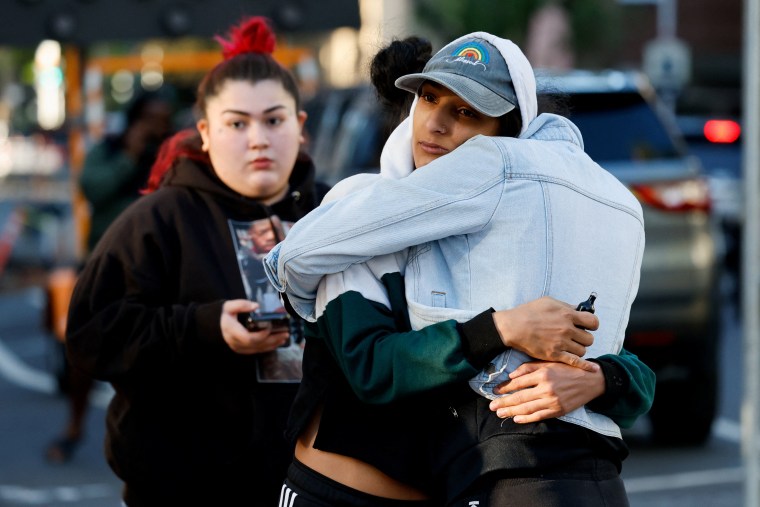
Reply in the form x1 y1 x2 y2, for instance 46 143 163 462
369 36 433 136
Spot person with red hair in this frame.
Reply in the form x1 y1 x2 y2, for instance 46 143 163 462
64 16 326 505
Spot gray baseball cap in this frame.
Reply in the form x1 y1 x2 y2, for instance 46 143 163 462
395 36 518 117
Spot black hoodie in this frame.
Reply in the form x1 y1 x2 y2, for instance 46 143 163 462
66 155 326 506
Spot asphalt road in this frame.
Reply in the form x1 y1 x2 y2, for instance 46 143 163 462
0 278 746 506
0 284 121 506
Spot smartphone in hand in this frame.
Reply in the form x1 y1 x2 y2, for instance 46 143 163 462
238 311 290 332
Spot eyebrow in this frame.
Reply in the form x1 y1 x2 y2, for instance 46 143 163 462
222 105 287 116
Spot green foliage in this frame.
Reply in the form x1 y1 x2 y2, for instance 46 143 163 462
567 0 622 61
414 0 536 44
413 0 622 65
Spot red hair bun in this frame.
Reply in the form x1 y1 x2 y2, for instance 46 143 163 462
215 16 276 60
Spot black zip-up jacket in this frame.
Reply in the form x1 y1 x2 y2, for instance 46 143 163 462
66 155 326 506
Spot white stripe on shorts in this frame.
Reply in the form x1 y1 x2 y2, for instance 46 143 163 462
279 483 298 507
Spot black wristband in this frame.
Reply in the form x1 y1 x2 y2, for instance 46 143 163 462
587 357 630 411
457 308 504 369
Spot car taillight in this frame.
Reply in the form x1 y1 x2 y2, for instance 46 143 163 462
627 330 677 347
703 120 741 144
630 179 712 212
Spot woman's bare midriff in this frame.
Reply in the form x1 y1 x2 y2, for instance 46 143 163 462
295 407 429 500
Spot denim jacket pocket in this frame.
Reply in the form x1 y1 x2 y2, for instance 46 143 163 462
406 299 480 331
431 291 447 308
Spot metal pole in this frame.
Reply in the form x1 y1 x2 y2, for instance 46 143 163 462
742 0 760 504
657 0 677 39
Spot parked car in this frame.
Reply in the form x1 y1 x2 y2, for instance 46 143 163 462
306 69 724 445
676 115 742 226
538 70 723 445
304 85 387 186
676 114 742 302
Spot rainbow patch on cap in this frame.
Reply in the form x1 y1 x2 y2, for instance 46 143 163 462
451 41 490 64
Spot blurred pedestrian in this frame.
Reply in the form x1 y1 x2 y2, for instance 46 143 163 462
65 16 326 506
45 91 174 464
266 33 653 506
80 92 174 252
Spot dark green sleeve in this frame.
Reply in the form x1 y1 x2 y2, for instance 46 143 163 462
316 288 488 404
315 268 656 421
588 347 656 428
79 142 140 207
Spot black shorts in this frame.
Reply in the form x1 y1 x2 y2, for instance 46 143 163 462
279 459 437 507
447 457 629 507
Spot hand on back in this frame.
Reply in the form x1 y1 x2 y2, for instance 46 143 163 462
492 296 600 372
488 360 606 422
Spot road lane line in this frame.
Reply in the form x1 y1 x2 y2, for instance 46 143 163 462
0 337 113 407
714 417 742 443
0 483 115 504
0 337 56 393
625 466 743 493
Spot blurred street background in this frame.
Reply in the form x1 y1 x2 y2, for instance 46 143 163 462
0 0 756 505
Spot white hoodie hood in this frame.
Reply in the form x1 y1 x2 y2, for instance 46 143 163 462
379 32 538 181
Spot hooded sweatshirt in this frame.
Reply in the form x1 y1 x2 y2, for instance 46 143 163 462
66 155 325 506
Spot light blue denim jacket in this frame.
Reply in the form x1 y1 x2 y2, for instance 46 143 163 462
264 113 645 438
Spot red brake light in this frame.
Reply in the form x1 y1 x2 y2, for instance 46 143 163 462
630 179 711 212
627 330 677 347
703 120 741 144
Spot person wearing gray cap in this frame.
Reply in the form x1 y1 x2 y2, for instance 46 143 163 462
269 33 651 506
397 36 519 115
